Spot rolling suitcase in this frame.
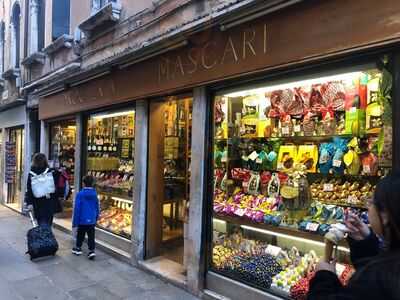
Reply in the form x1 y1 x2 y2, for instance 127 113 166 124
26 211 59 260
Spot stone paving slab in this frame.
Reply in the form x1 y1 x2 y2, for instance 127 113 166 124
0 206 199 300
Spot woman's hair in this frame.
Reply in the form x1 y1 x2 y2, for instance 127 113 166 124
373 172 400 249
31 153 49 169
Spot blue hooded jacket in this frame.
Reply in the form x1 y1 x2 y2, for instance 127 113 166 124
72 188 100 227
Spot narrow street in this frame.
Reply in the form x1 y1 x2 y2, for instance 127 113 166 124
0 206 198 300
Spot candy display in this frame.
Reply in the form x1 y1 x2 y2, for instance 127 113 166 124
97 206 132 238
86 110 135 239
212 67 392 297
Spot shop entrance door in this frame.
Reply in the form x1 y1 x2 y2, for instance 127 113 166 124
146 96 192 271
49 119 76 228
5 127 24 211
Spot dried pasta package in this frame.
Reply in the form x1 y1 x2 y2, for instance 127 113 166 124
277 145 297 171
296 145 318 172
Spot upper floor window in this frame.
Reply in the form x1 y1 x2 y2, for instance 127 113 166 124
11 3 21 68
28 0 45 54
52 0 70 41
92 0 117 13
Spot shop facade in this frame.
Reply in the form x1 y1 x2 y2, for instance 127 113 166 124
37 0 400 298
0 105 33 213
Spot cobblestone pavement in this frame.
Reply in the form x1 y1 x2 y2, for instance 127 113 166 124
0 206 199 300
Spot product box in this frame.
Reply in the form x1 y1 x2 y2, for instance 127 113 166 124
345 108 366 136
296 145 319 172
241 118 258 138
366 102 383 134
277 145 297 171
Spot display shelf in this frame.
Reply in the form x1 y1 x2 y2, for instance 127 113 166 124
215 132 380 144
98 191 132 203
213 213 349 249
317 200 367 210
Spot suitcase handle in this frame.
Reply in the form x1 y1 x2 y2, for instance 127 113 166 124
28 211 38 228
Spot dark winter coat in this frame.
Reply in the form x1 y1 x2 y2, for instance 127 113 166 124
308 232 400 300
25 167 60 222
72 188 100 227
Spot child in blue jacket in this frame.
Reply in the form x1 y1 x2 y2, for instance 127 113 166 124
72 175 99 259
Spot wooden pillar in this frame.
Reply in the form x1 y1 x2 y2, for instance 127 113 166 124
187 86 209 294
146 101 165 259
132 100 149 262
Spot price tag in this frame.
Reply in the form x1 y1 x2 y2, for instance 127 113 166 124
256 158 263 164
306 223 320 232
294 125 301 132
323 183 334 192
282 127 290 135
234 208 246 217
350 107 357 113
333 160 342 167
221 151 228 163
348 195 358 203
122 174 128 181
277 163 283 170
363 165 371 173
266 245 282 257
248 151 259 161
242 155 249 162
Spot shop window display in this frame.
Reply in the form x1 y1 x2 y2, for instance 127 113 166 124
211 63 392 298
86 109 135 239
49 120 76 220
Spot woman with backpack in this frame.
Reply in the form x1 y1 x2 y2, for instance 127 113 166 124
25 153 61 226
307 173 400 300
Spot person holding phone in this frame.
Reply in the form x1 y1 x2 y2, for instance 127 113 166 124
308 173 400 300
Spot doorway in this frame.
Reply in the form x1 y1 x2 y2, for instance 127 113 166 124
146 95 192 277
5 127 24 211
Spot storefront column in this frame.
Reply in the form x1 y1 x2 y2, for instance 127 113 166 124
132 100 149 263
392 52 400 172
74 113 84 191
0 129 5 204
39 120 49 155
187 86 209 294
23 109 34 208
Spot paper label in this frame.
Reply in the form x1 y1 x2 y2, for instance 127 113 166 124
348 195 358 203
256 158 263 164
306 223 320 232
333 160 342 167
266 245 282 257
242 155 249 162
235 208 246 217
323 183 334 192
282 127 290 135
363 165 371 173
294 125 301 132
248 151 259 161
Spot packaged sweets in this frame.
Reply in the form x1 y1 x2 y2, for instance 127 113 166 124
242 95 260 119
277 145 297 171
296 145 318 172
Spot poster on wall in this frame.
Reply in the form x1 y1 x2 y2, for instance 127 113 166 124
5 141 16 184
